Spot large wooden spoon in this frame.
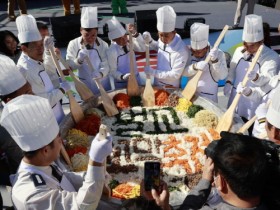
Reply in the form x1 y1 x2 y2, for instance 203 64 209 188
49 48 84 124
84 56 119 117
57 55 94 101
216 45 264 133
182 25 229 101
142 37 155 107
127 32 141 96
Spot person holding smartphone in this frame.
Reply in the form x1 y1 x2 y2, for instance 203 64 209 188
142 132 269 210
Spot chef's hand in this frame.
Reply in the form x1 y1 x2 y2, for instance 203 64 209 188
77 49 88 64
144 66 155 76
44 36 54 50
89 133 112 163
248 71 258 81
60 81 71 93
143 31 152 43
194 61 208 71
209 47 219 62
121 73 130 80
223 83 232 96
236 82 251 96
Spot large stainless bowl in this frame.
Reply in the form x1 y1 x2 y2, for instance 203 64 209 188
60 89 244 138
59 89 245 209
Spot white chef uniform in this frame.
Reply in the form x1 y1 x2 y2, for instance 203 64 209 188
226 15 279 120
1 95 105 210
67 7 111 94
183 23 228 103
244 75 280 137
16 15 65 123
147 5 189 88
106 16 143 89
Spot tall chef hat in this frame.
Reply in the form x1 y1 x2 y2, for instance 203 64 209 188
242 14 263 43
107 16 126 40
156 5 176 33
81 7 98 28
16 14 42 44
266 86 280 129
0 95 59 152
190 23 209 50
0 55 26 96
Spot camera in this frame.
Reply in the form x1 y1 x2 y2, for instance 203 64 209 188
204 137 280 167
204 140 218 159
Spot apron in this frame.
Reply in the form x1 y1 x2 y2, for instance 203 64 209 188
39 70 65 124
115 51 140 89
156 47 178 88
191 59 219 103
17 165 76 192
78 48 111 94
228 58 261 120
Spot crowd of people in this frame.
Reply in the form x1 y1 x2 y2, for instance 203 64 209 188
0 2 280 210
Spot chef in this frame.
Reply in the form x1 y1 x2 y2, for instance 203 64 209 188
182 23 228 103
1 95 112 210
66 7 111 94
224 14 279 126
143 5 189 89
37 21 69 89
0 55 33 186
264 86 280 144
106 16 144 89
237 73 280 137
16 14 70 124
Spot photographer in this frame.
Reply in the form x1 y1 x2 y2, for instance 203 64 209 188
145 132 269 210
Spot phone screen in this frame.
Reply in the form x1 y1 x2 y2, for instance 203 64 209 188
144 161 160 191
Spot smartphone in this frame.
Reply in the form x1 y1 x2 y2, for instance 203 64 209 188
144 161 160 191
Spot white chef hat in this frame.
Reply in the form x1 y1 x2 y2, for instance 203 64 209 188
190 23 209 50
16 14 42 44
266 86 280 129
81 7 98 29
107 16 126 40
156 5 176 33
0 95 59 152
242 14 263 43
0 55 26 96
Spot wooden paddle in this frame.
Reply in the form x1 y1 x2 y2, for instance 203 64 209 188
237 115 257 134
60 145 72 168
182 25 229 101
142 37 155 107
50 48 85 168
237 99 271 134
84 56 119 117
98 124 111 198
127 32 141 96
57 54 95 101
216 44 264 133
49 48 85 124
